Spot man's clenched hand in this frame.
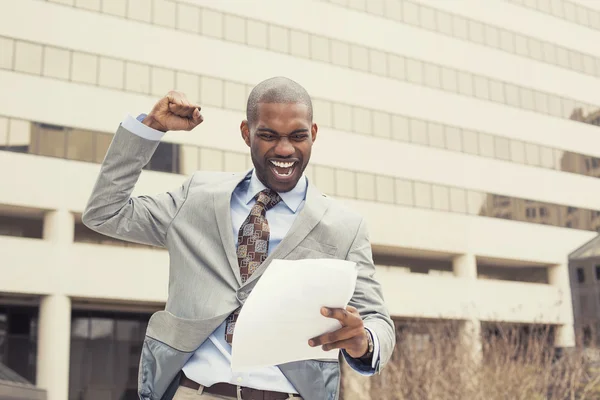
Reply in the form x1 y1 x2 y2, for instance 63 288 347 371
308 305 369 359
143 91 203 132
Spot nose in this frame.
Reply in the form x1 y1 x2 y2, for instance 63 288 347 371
274 137 295 157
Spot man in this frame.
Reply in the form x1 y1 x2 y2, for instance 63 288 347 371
83 77 395 400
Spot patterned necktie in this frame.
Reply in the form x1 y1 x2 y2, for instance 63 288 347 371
225 188 282 344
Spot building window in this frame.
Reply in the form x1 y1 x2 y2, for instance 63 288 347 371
539 207 548 217
0 305 38 383
596 266 600 281
69 310 153 400
526 207 537 218
0 215 44 239
577 267 585 283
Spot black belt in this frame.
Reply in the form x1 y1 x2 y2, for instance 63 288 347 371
180 373 301 400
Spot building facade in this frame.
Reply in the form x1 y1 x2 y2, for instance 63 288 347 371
1 0 600 399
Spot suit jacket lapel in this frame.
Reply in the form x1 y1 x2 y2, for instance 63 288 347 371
213 171 250 287
242 182 329 289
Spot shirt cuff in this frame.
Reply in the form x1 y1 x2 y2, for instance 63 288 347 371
120 113 166 141
341 327 380 376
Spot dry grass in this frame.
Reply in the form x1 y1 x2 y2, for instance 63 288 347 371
344 321 600 400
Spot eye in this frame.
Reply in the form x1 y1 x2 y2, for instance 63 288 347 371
259 133 276 141
292 134 309 141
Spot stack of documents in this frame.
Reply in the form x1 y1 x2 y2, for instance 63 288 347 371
231 258 358 371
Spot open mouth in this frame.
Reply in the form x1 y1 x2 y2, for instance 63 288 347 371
269 160 298 180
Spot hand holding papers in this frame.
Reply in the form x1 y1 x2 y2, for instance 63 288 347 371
230 258 358 371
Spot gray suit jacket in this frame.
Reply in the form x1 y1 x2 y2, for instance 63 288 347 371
82 126 395 400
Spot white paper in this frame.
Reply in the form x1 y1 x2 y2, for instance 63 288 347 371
230 258 358 371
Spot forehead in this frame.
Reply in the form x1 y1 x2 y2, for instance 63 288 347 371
255 102 311 128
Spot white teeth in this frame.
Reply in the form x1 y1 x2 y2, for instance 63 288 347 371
273 169 293 177
271 160 295 168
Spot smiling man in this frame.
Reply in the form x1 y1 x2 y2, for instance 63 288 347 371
83 77 395 400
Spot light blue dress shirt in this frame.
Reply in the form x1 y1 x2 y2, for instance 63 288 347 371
125 114 380 393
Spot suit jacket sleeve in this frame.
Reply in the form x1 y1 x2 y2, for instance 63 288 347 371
345 217 396 373
82 125 192 248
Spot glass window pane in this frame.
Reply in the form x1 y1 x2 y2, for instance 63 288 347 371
489 80 504 103
373 111 391 139
94 133 113 163
528 38 543 60
406 59 423 84
510 140 526 164
505 83 520 107
499 30 515 53
43 47 70 80
376 175 395 203
402 1 420 25
176 3 200 33
315 165 336 194
462 130 479 155
548 95 562 117
151 67 175 97
311 36 330 63
520 88 535 111
450 187 467 213
437 11 453 35
333 103 353 132
33 123 66 158
515 34 528 56
494 136 510 160
392 115 410 142
0 37 14 70
414 182 432 208
0 116 8 147
201 76 223 108
441 67 458 92
71 317 89 338
201 9 223 38
540 146 555 169
224 81 246 111
90 318 114 339
409 119 427 145
179 145 199 175
153 0 176 28
395 179 414 206
525 143 540 166
453 15 468 39
478 133 494 158
542 42 556 64
331 40 350 67
468 20 485 44
419 6 436 30
67 129 95 162
246 20 267 49
313 99 333 127
389 54 406 80
175 72 200 102
467 191 486 215
125 62 150 94
353 107 372 135
268 25 289 53
535 92 549 114
424 63 441 88
15 41 43 75
428 122 444 148
350 45 369 71
445 126 462 152
458 71 473 96
432 185 450 211
474 76 490 100
356 173 376 201
98 57 124 89
485 25 500 48
7 119 32 153
336 170 356 198
366 0 385 15
556 46 570 68
200 148 224 171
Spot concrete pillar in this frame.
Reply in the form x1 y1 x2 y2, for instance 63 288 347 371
548 264 576 347
43 209 74 244
38 210 74 400
453 254 482 364
36 295 71 400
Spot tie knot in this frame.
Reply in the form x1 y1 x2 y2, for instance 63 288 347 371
255 189 281 211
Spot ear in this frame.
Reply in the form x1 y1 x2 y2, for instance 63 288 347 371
240 120 251 147
311 123 318 143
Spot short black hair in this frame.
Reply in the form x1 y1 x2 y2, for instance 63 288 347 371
246 77 313 127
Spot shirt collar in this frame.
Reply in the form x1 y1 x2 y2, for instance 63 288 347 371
244 169 307 213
